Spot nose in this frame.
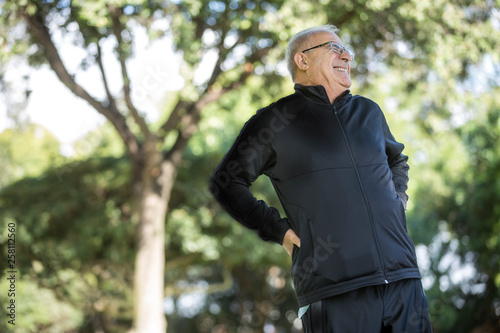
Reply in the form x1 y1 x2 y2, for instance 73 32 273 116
340 50 352 63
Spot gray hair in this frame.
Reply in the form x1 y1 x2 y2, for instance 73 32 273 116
286 24 340 82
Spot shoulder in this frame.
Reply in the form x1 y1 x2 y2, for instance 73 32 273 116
250 93 303 124
233 93 300 138
235 93 303 140
352 95 382 109
351 95 385 117
257 93 301 114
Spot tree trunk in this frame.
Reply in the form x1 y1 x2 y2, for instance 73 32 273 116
131 149 178 333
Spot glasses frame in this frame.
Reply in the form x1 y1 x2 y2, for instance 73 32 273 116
301 41 354 61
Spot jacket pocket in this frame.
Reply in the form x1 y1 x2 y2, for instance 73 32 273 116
288 204 317 291
307 201 380 283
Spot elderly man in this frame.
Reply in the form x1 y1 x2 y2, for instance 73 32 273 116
210 25 432 332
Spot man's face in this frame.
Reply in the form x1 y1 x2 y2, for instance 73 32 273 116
301 32 352 90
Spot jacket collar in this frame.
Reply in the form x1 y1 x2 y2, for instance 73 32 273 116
294 84 351 107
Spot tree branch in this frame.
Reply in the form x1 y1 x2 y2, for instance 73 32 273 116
165 41 272 166
21 10 141 158
108 4 153 142
96 42 119 112
158 33 244 142
166 66 254 167
159 99 190 139
202 29 231 89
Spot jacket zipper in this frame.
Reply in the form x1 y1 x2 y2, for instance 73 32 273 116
333 105 389 284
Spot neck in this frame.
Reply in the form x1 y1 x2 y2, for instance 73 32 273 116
323 85 348 104
295 78 348 104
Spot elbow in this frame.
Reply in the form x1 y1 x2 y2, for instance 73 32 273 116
209 169 232 200
209 172 222 199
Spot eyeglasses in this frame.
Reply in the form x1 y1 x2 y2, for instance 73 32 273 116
301 41 355 61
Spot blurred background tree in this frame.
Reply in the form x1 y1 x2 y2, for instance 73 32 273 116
0 0 499 332
0 124 63 187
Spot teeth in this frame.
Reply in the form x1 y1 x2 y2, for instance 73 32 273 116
335 67 347 72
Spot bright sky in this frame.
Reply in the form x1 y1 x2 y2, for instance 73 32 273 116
0 20 187 155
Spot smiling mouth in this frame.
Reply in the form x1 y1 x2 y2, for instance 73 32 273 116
334 67 348 72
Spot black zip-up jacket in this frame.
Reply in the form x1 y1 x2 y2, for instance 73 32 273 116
210 84 421 307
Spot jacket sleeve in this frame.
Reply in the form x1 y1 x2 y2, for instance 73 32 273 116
382 114 410 208
209 110 291 245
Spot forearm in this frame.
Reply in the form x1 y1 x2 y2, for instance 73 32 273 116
381 113 410 201
210 171 290 244
210 108 292 244
390 153 409 192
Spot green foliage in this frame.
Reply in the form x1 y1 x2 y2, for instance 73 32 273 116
439 91 500 332
0 124 63 188
72 122 126 160
0 275 84 332
0 147 298 331
0 157 135 332
403 88 500 332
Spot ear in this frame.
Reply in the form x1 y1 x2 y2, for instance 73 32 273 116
294 52 309 70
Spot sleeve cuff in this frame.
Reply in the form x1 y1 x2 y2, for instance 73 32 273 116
397 191 408 210
259 217 291 245
276 218 292 245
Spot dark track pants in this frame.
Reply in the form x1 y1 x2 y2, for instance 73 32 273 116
301 279 432 333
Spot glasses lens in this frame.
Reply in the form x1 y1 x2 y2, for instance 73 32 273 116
346 48 355 61
330 42 354 61
330 42 342 53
